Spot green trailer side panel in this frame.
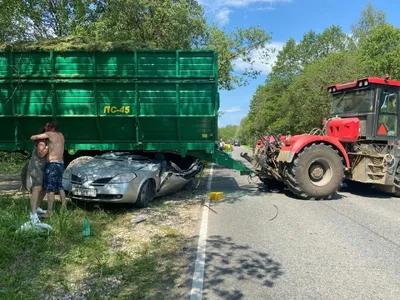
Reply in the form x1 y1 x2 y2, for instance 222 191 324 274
0 50 220 156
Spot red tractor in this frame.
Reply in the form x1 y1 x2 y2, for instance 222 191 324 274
242 77 400 199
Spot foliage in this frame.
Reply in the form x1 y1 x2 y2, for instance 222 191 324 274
0 195 190 299
0 0 104 42
206 25 271 90
235 116 254 145
358 24 400 79
0 151 30 174
0 0 271 91
95 0 207 49
237 3 392 141
351 2 386 43
218 125 239 141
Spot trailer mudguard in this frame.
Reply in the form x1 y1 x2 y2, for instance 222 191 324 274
277 135 350 168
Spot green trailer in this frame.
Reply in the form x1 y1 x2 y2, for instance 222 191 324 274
0 49 251 174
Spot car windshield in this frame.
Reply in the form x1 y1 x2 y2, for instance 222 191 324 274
97 152 151 161
331 88 375 114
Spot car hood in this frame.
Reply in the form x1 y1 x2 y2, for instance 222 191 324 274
71 158 159 182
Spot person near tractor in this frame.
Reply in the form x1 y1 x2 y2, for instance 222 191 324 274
27 126 49 224
224 140 233 157
224 140 233 152
30 121 66 217
218 138 225 151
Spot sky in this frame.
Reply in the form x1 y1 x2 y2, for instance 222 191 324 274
199 0 400 127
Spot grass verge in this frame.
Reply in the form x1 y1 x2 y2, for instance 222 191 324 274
0 186 204 299
0 152 30 174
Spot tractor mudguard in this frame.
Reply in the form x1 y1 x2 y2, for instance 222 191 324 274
277 135 350 168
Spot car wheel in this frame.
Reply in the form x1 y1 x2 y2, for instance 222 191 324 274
66 156 93 170
20 161 30 192
135 180 155 208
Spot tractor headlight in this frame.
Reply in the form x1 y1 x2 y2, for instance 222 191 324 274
109 173 137 184
358 81 363 87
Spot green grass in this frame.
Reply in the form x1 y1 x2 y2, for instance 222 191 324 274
0 195 190 299
0 152 30 174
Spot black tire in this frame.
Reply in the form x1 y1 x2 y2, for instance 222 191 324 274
66 156 93 170
135 180 155 208
260 178 284 190
21 161 30 191
393 163 400 197
283 143 344 200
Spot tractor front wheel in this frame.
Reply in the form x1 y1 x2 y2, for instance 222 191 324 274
283 143 344 200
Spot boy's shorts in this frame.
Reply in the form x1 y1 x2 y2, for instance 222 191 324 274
44 162 65 192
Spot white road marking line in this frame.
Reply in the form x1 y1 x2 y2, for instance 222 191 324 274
190 163 214 300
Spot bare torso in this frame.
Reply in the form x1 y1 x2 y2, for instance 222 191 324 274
46 132 65 162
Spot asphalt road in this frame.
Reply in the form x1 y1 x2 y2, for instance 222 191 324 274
202 147 400 300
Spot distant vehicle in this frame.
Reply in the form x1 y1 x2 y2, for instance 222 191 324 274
61 152 203 207
234 141 240 146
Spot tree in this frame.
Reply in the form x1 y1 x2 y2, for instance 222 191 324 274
0 0 105 40
95 0 207 49
236 116 254 145
0 0 29 42
0 0 272 91
218 125 239 141
206 25 271 90
358 24 400 79
351 2 386 43
97 1 272 90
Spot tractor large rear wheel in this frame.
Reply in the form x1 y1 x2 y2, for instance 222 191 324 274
283 143 344 200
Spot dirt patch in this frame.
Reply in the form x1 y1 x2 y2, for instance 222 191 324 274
0 173 25 196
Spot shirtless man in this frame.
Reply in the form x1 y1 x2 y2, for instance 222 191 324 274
30 121 66 216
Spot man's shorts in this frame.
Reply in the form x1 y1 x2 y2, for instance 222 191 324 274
44 162 65 192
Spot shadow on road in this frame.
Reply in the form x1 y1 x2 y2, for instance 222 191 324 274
340 183 393 199
212 165 396 202
203 235 283 299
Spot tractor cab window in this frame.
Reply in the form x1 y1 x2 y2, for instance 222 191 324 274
331 88 374 114
377 91 398 136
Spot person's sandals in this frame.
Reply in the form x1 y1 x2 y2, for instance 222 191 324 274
36 208 49 219
36 207 47 214
30 213 41 224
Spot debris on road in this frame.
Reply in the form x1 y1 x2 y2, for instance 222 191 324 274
269 204 279 221
210 192 224 200
131 216 146 224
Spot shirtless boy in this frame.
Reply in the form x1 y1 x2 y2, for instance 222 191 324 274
30 121 66 216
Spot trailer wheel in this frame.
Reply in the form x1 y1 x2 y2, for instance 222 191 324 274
66 156 93 170
135 180 155 208
283 143 344 200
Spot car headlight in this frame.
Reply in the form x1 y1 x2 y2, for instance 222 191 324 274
63 168 72 180
109 173 136 184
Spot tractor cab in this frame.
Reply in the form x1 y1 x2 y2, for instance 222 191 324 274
327 77 400 142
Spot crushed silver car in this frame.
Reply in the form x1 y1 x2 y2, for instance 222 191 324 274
62 152 204 207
